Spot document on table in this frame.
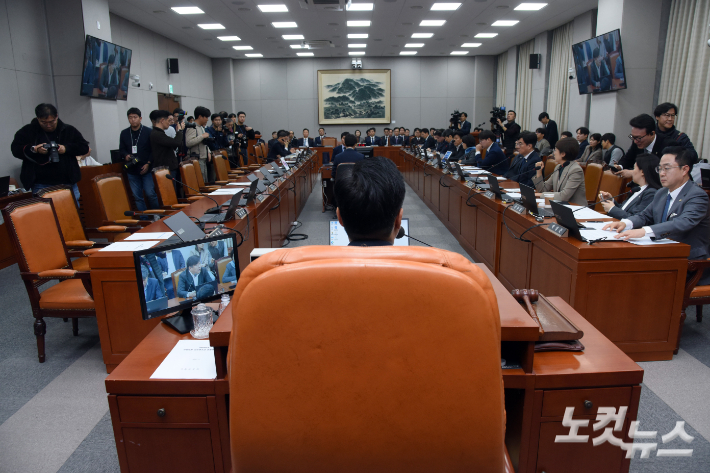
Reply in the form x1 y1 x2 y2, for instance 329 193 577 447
226 182 251 186
563 205 613 220
579 229 618 241
99 241 160 252
151 340 217 380
124 232 174 241
579 222 677 245
209 188 243 195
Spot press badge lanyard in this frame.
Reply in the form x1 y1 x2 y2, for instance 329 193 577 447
131 126 142 154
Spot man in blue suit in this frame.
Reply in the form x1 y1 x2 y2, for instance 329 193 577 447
332 134 365 180
504 131 541 188
314 128 326 146
157 250 185 298
142 266 164 303
222 260 237 283
297 128 315 147
364 128 379 147
331 131 349 161
474 130 509 175
458 113 471 135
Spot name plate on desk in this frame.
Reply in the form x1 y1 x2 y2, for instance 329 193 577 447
268 184 277 192
427 159 435 166
484 191 496 200
510 202 526 214
466 181 476 189
235 208 247 219
256 194 267 203
546 223 568 237
442 169 451 175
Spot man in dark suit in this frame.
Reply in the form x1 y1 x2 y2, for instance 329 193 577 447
538 112 559 147
590 47 612 91
142 266 165 302
332 134 365 180
434 130 448 153
314 128 326 146
505 131 541 188
101 55 119 98
576 127 590 156
448 131 466 162
402 128 411 146
421 128 436 150
391 128 404 146
222 260 237 283
157 249 185 299
473 130 509 175
458 113 471 135
332 131 349 161
494 110 521 156
379 128 393 146
177 255 216 299
605 147 710 283
364 128 379 146
616 114 669 177
410 128 425 146
267 130 294 163
297 128 315 148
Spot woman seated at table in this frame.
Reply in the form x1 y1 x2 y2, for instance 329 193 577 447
577 133 604 164
354 129 363 144
531 137 587 206
600 153 660 219
459 134 478 165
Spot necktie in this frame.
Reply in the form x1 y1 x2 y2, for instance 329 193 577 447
661 194 672 222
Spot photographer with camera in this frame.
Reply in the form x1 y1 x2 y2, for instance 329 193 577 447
458 112 471 134
186 106 215 183
206 113 231 151
149 110 185 196
233 111 255 165
492 109 521 157
11 103 89 204
119 107 159 212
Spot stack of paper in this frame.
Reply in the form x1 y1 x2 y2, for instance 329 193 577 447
151 340 217 379
563 205 612 220
124 232 174 241
226 182 251 186
209 188 243 195
99 241 160 252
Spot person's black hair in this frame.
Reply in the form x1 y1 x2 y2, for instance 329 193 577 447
560 131 573 138
343 134 357 147
237 111 246 118
126 107 141 118
478 129 496 142
318 127 325 131
576 127 590 136
452 130 464 139
211 113 220 121
334 157 405 241
367 127 376 133
341 131 349 138
555 137 579 161
228 113 236 118
420 128 429 135
108 54 115 64
272 131 277 135
405 128 410 132
413 127 420 133
538 112 549 121
277 130 289 138
173 108 184 115
255 130 260 135
35 103 58 119
355 129 362 136
194 106 211 119
664 146 695 172
654 102 678 117
187 116 194 121
635 153 662 190
303 128 309 132
520 131 537 147
433 130 443 137
629 113 656 135
462 134 476 147
149 109 170 122
592 47 600 59
535 127 546 135
141 265 149 280
589 133 602 149
443 129 453 138
508 110 516 117
186 255 200 270
461 112 467 118
601 133 616 145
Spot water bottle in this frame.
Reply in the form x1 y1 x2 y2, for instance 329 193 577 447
190 303 213 339
218 294 230 315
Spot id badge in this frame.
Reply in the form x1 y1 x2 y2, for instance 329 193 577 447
132 145 138 154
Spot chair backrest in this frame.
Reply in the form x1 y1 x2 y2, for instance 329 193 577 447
179 162 200 196
172 268 186 295
153 166 179 207
93 173 132 222
191 159 207 187
259 142 267 157
584 163 604 203
1 198 70 274
321 137 337 147
229 246 504 472
213 156 229 181
544 159 557 178
216 256 231 283
254 145 263 160
595 171 624 212
35 185 87 242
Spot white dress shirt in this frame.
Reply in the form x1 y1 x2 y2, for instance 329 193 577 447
645 135 656 154
622 181 688 238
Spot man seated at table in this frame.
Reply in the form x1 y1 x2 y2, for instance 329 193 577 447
334 156 404 247
177 255 216 299
142 266 165 303
223 260 237 283
332 133 365 180
505 131 540 188
267 130 294 163
364 127 379 146
421 128 436 150
473 130 508 175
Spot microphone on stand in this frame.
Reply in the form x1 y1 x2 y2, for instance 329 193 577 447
396 227 432 247
573 187 640 212
165 173 221 214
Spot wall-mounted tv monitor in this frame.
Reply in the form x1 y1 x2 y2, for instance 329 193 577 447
133 233 238 320
80 35 132 101
571 29 626 95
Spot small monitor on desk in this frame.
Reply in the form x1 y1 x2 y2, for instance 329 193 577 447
133 233 239 321
329 219 410 246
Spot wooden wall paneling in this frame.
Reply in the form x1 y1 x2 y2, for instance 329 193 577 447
529 241 576 303
498 213 533 291
475 203 499 273
448 185 463 236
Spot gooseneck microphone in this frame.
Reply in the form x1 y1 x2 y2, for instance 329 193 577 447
165 173 221 214
573 186 640 212
396 227 432 247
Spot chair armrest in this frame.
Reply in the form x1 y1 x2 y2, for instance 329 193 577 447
504 446 514 473
65 240 95 248
83 248 102 256
684 258 710 301
113 219 140 225
142 209 167 215
95 225 130 232
215 180 230 185
171 204 190 209
185 196 202 202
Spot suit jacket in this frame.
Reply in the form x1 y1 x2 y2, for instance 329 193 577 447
402 136 410 146
590 60 611 90
222 261 237 283
449 144 466 162
411 136 425 145
332 144 346 160
379 135 393 147
578 139 589 157
475 142 509 175
577 146 604 165
364 135 379 147
297 137 315 147
315 136 326 146
619 135 668 170
505 151 541 189
390 135 404 146
531 161 587 206
332 148 365 180
177 267 214 298
459 120 471 135
157 250 186 274
144 277 163 302
267 141 290 163
150 127 183 170
607 186 658 220
628 181 710 260
422 136 436 150
544 120 559 147
435 140 449 154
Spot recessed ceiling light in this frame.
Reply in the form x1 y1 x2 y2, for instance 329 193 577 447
349 51 366 55
348 33 368 38
400 51 417 55
171 6 204 14
461 43 482 47
233 45 254 50
450 51 468 55
348 43 367 48
405 43 425 48
492 20 519 26
431 3 461 10
420 20 446 26
245 53 263 57
347 21 371 27
218 36 242 41
346 3 374 11
258 5 288 12
412 33 434 38
282 34 304 40
515 2 547 10
289 44 307 49
272 22 297 28
297 52 314 56
475 33 498 38
198 24 225 29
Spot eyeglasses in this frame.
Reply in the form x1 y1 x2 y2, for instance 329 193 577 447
655 165 681 173
628 133 649 143
660 113 677 119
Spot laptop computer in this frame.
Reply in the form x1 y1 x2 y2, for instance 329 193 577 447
487 175 513 201
246 172 268 193
146 296 169 313
519 183 554 218
270 162 285 176
163 211 207 243
550 201 586 241
239 180 259 206
329 218 410 246
0 176 10 197
204 190 244 223
259 166 277 184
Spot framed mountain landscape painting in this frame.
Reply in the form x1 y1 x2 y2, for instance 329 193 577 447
317 69 391 124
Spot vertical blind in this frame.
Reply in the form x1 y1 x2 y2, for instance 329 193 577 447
546 22 573 131
496 51 508 107
515 39 535 130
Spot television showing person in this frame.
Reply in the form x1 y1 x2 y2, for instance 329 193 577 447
142 266 164 303
177 255 215 299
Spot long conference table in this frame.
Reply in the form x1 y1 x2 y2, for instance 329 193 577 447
98 146 645 473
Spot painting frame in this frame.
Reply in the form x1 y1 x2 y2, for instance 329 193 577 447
318 69 391 125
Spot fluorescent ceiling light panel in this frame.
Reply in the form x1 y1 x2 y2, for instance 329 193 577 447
217 36 241 41
347 20 371 27
514 3 547 10
348 44 367 48
348 51 366 55
233 45 254 50
272 22 297 28
430 3 461 11
171 6 204 14
450 51 468 55
282 34 304 40
245 53 263 57
297 52 314 56
404 43 424 48
198 23 225 29
400 51 417 55
346 3 374 11
348 33 368 38
420 20 446 26
461 43 482 47
257 5 288 12
475 33 498 38
492 20 519 26
412 33 434 38
289 44 307 49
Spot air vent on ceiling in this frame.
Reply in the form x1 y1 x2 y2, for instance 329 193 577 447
299 0 343 11
302 40 335 49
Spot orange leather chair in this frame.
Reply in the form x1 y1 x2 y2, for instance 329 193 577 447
228 246 510 472
179 162 219 196
191 159 210 188
594 171 624 212
321 136 337 147
215 256 231 283
172 268 186 298
543 158 557 179
584 163 603 205
213 156 240 185
2 198 95 363
152 166 201 209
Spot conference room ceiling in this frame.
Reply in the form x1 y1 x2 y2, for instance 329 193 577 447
107 0 597 59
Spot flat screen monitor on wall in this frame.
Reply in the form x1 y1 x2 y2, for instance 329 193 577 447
571 29 627 95
80 35 132 101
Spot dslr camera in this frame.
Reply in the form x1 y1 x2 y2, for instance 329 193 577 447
449 110 462 129
490 107 506 134
42 141 60 163
124 155 142 171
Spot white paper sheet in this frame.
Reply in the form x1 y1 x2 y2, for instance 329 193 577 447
626 236 677 246
563 205 613 220
579 229 618 242
209 188 243 195
150 340 217 380
226 182 251 186
124 232 174 241
99 241 160 252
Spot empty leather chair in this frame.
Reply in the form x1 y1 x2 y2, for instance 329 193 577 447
584 163 604 205
179 162 219 196
594 171 623 212
152 166 200 209
229 246 510 472
321 136 337 147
